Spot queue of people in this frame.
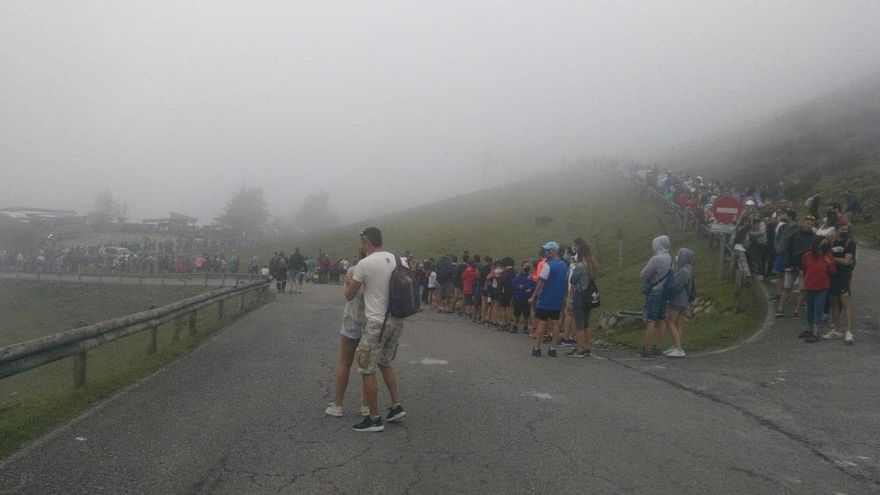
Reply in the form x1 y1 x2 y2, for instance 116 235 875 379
636 165 860 347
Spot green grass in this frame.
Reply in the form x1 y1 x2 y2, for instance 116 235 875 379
260 165 760 352
0 281 273 457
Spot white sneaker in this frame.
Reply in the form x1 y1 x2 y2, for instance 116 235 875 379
324 403 344 417
667 348 686 358
844 331 854 345
360 405 370 417
822 329 843 340
662 347 675 355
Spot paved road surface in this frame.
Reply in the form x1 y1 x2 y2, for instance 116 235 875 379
0 251 878 494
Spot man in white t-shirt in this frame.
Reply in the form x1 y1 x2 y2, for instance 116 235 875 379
344 226 407 432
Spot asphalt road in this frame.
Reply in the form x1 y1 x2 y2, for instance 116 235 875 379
0 251 878 494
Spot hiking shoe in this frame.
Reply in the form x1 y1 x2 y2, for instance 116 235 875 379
775 311 786 318
640 350 656 359
662 347 676 356
793 312 801 320
844 331 854 345
804 334 819 343
548 347 557 357
509 326 518 334
360 406 370 417
352 416 384 432
667 348 686 358
798 330 812 339
651 346 664 356
386 404 407 422
532 347 542 357
821 329 843 340
324 403 344 417
559 338 576 347
566 349 586 358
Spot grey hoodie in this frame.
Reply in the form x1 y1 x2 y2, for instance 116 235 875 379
669 248 695 309
640 235 674 294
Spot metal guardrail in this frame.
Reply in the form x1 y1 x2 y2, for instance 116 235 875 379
0 279 271 388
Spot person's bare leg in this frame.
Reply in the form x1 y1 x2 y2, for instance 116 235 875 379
379 364 399 405
362 374 379 416
549 319 560 346
841 292 853 331
667 309 682 349
778 288 791 313
533 319 547 349
794 291 805 315
334 336 358 406
830 295 841 330
644 321 656 350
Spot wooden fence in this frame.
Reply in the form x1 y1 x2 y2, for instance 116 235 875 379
0 279 270 389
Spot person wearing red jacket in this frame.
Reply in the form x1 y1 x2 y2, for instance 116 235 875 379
800 237 837 343
461 261 480 320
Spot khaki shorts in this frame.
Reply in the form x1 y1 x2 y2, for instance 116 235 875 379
784 268 802 291
356 318 404 375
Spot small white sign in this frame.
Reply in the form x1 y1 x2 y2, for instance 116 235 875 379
710 223 736 234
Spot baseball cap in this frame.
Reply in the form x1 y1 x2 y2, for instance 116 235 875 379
541 241 559 251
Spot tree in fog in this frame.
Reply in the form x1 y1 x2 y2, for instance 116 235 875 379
217 186 270 235
89 189 124 229
293 190 340 232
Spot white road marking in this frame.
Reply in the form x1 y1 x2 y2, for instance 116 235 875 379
530 392 552 400
75 437 86 442
411 358 449 365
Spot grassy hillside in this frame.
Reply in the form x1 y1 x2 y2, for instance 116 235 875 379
662 72 880 242
262 164 758 352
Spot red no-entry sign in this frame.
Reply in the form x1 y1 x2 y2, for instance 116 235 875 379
712 196 740 224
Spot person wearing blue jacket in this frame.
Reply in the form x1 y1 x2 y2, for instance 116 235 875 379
511 262 536 333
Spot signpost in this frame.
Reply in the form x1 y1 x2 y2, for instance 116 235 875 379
712 196 740 224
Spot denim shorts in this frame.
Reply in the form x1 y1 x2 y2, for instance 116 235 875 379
341 324 362 340
644 292 667 322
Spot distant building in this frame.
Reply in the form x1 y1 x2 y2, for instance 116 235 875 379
142 211 198 233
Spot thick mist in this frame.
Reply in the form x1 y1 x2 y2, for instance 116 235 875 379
2 1 880 225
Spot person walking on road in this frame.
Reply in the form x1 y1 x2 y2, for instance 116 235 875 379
287 247 306 294
567 238 598 358
826 224 856 344
640 235 673 358
529 241 567 357
345 227 407 432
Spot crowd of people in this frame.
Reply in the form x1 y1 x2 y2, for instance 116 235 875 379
634 165 860 346
266 249 353 293
0 235 250 276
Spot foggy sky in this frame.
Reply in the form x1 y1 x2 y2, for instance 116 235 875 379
2 1 880 224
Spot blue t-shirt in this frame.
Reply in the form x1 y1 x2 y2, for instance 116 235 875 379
537 257 567 311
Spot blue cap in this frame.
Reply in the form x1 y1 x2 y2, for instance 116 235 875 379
541 241 559 251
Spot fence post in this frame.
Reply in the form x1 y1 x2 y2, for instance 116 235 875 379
222 273 227 287
217 299 224 320
148 326 158 354
717 233 725 280
204 273 209 287
239 293 245 311
188 311 197 337
73 351 87 389
173 317 182 341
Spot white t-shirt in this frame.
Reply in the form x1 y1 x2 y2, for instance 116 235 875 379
427 271 438 289
352 251 397 323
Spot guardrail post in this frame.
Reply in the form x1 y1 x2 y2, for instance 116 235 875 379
148 326 158 354
239 293 245 311
217 299 224 320
222 273 226 286
173 317 182 341
204 273 209 287
188 311 197 337
140 273 145 285
73 351 87 388
161 273 165 287
717 233 725 280
183 274 188 287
